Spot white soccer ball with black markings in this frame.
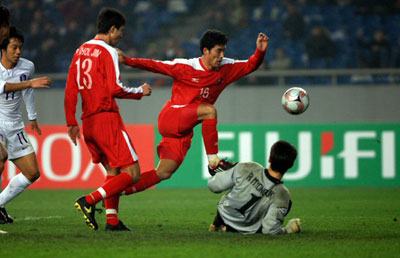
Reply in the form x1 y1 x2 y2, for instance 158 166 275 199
281 87 309 115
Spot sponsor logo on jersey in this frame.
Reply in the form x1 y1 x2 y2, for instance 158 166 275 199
191 78 199 83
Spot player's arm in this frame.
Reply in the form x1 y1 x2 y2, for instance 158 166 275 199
106 49 148 99
1 77 52 93
22 89 42 135
224 33 269 84
208 166 236 193
64 61 80 145
112 83 152 99
22 64 41 135
118 49 178 78
261 187 301 235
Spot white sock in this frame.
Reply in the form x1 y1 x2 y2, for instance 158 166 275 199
0 173 32 207
207 154 220 167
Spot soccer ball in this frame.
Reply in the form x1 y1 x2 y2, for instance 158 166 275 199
281 87 309 115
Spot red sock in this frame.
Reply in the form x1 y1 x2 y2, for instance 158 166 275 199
202 119 218 155
104 175 120 225
124 169 160 195
106 213 119 226
86 172 133 205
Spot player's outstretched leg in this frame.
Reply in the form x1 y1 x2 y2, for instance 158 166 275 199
74 196 98 230
208 159 238 176
105 220 132 231
0 206 14 224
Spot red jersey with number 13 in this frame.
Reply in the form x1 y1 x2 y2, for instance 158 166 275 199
65 39 143 126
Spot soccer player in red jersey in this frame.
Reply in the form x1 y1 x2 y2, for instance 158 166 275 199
64 8 153 231
117 30 269 196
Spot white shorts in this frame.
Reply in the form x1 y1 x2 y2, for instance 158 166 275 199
0 120 34 160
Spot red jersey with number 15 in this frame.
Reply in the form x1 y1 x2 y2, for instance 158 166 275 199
64 39 143 126
123 48 265 105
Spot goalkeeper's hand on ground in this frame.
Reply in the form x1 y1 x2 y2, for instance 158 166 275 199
284 218 302 234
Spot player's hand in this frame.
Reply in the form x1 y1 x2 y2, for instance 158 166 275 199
141 83 152 96
68 125 80 146
30 77 52 89
256 33 269 52
285 218 302 234
29 120 42 136
117 48 127 63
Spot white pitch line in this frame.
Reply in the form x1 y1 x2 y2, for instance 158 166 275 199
0 229 8 234
14 216 64 221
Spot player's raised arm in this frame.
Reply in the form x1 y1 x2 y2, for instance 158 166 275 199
3 77 52 93
256 32 269 52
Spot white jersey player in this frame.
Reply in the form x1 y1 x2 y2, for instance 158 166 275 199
208 140 302 235
0 27 51 224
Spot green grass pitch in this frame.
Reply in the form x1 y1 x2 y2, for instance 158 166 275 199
0 188 399 258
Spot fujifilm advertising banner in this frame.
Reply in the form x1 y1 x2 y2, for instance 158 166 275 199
2 124 397 189
158 123 399 188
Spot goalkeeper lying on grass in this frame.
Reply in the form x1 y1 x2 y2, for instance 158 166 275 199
208 140 301 235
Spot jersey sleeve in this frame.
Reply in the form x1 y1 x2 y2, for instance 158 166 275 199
208 166 236 193
261 185 291 235
223 48 265 84
0 79 6 94
106 50 143 100
22 62 37 120
22 88 37 120
64 58 79 126
124 57 179 78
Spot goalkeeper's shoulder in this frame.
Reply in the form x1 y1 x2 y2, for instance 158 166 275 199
273 184 290 206
235 161 264 174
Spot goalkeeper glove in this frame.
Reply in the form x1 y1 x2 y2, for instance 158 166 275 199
284 218 302 233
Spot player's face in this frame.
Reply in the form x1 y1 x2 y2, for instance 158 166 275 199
4 38 23 66
204 44 226 70
110 26 124 46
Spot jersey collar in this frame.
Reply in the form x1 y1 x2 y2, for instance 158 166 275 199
264 169 283 184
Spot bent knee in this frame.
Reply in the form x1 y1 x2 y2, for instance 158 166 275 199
27 171 40 182
199 104 217 119
156 170 173 180
132 173 141 183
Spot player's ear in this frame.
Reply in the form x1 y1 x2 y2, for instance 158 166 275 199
109 25 117 34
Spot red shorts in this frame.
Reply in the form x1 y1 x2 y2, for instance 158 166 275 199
157 101 200 165
82 112 139 168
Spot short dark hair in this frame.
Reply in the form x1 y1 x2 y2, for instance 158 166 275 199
1 26 24 50
0 5 10 27
269 140 297 174
97 7 126 34
200 29 228 54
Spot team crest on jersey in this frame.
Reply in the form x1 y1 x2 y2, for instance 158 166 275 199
279 207 289 216
217 78 224 84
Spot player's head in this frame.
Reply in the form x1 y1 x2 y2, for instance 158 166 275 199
0 5 10 45
200 29 228 69
1 26 24 66
269 140 297 174
97 7 125 46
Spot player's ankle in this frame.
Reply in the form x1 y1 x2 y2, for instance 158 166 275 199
208 156 221 168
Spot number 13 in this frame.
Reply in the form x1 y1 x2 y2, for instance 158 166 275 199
75 58 93 89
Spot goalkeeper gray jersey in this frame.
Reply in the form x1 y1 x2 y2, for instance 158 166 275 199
0 58 36 122
208 162 291 235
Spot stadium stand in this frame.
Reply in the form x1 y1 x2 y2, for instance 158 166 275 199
3 0 400 87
